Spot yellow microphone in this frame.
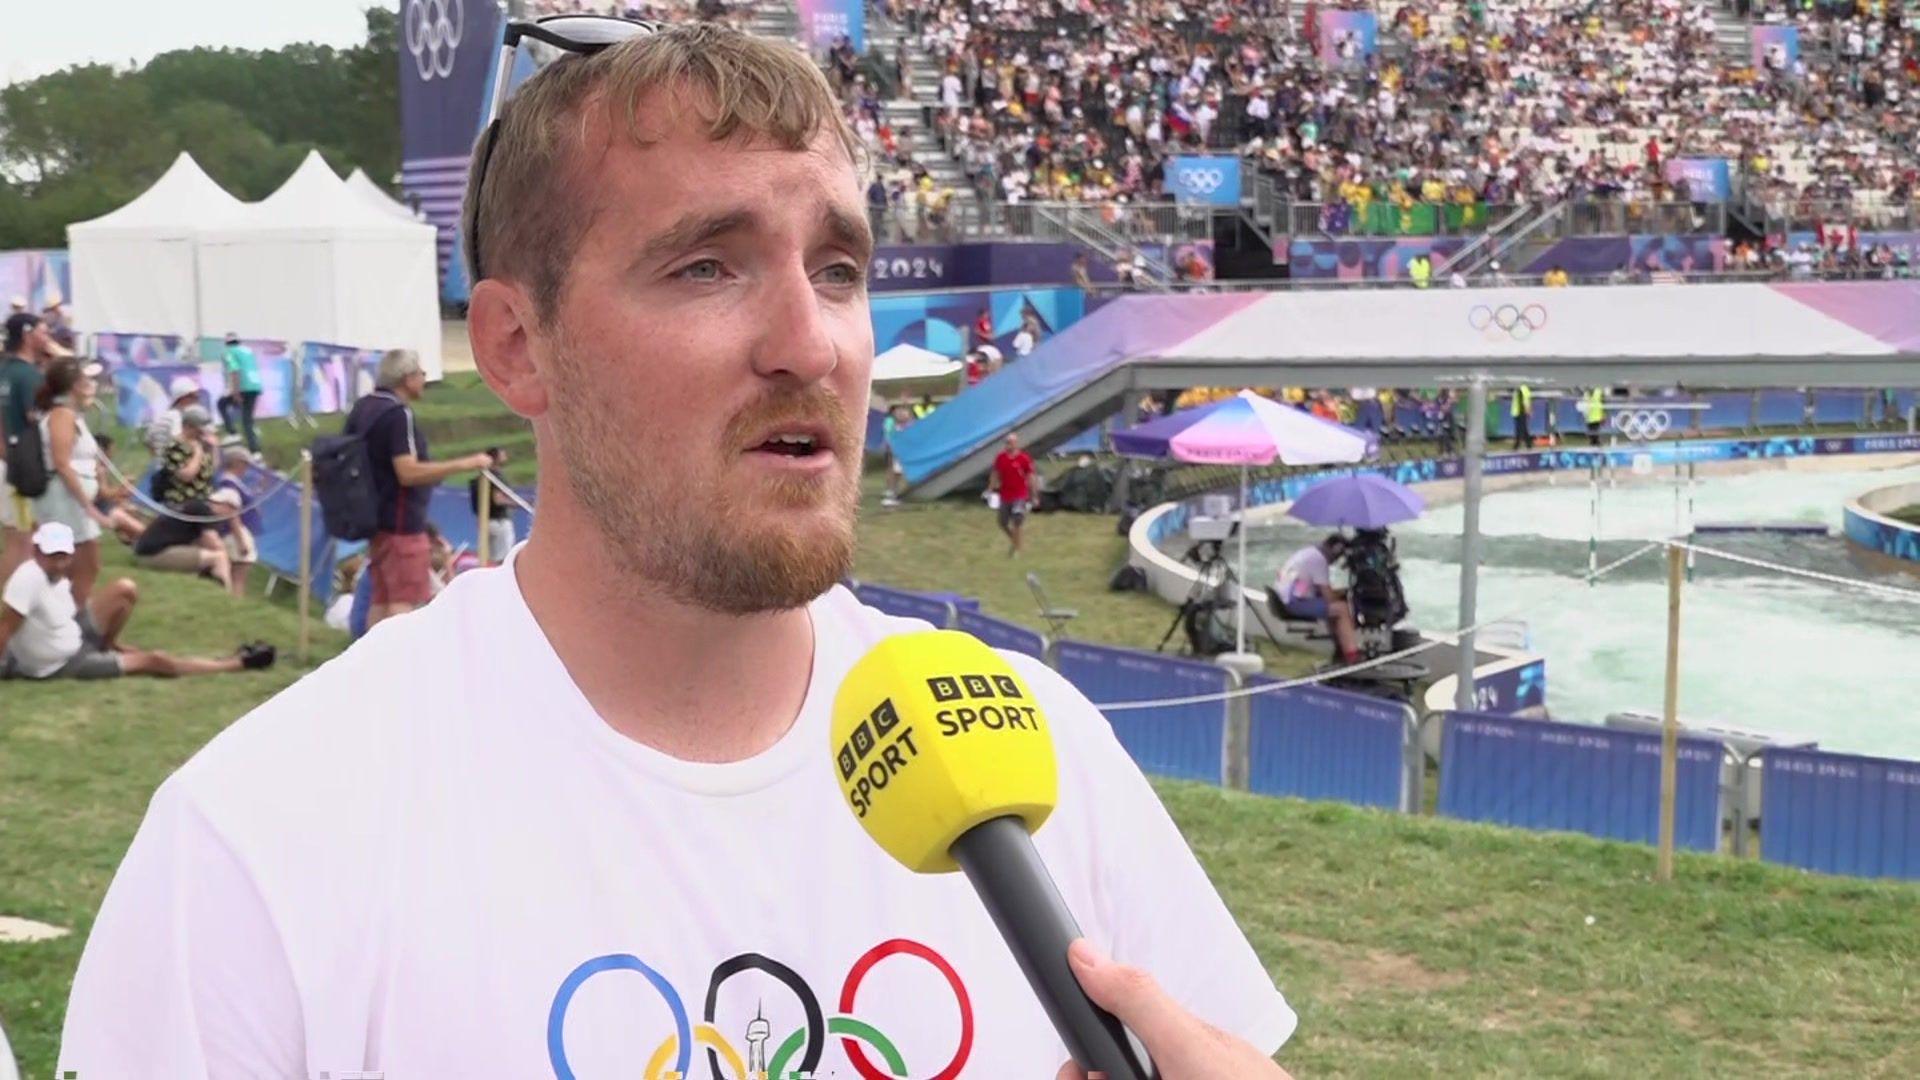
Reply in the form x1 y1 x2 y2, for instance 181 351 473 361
832 630 1155 1080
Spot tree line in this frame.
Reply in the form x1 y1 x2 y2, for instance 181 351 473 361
0 7 400 249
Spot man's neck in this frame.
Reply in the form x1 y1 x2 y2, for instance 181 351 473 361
510 481 817 765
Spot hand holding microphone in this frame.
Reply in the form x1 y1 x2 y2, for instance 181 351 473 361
1054 940 1294 1080
830 630 1156 1080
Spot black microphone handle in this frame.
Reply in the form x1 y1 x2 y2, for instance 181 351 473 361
949 815 1157 1080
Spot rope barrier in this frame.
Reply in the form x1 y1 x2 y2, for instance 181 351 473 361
94 451 299 525
1093 542 1668 711
482 468 536 515
1665 538 1920 604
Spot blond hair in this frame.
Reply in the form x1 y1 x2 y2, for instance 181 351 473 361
463 22 864 320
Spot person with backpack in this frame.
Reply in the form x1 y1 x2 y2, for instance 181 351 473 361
0 311 55 582
338 349 489 629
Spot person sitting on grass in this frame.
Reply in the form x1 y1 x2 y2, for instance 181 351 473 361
0 521 274 680
89 434 149 546
130 490 243 595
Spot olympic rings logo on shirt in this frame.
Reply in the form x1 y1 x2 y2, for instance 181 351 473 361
1610 408 1673 442
1467 302 1548 341
404 0 464 81
547 938 973 1080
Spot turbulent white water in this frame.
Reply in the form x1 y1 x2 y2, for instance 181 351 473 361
1242 461 1920 760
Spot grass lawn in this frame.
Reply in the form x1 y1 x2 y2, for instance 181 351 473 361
4 394 1918 1077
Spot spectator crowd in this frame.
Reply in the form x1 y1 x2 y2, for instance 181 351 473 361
874 0 1918 237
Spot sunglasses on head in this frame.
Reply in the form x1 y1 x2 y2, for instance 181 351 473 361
466 15 663 285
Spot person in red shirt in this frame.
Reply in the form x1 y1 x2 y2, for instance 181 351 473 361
972 308 993 351
988 432 1035 555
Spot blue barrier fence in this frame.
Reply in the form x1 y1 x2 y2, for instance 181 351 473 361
1760 747 1920 881
851 582 957 627
1246 680 1416 811
955 608 1047 659
1052 642 1229 784
1438 712 1723 851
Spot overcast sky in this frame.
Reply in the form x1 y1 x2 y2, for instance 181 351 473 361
2 0 376 86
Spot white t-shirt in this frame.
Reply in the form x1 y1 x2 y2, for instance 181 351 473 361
61 560 1294 1077
2 559 82 677
1276 545 1332 603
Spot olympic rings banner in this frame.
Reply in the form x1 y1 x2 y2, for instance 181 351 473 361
1167 156 1241 207
547 938 972 1080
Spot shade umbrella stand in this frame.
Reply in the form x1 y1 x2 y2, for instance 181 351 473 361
1117 391 1377 667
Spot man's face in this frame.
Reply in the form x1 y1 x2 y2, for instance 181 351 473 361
36 550 72 582
531 101 874 615
1005 434 1021 454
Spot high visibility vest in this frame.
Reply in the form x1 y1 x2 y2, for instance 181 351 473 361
1409 256 1432 288
912 403 934 418
1581 388 1606 424
1511 385 1532 416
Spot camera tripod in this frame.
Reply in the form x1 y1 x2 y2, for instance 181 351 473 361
1154 541 1287 657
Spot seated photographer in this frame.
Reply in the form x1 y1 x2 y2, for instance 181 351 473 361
1273 535 1361 663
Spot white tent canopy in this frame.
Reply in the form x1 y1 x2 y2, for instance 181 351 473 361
67 152 247 339
346 168 419 221
872 342 964 384
198 151 443 378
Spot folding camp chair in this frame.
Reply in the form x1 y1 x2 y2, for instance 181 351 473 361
1025 572 1078 637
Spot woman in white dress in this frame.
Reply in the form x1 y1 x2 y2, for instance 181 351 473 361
34 357 112 610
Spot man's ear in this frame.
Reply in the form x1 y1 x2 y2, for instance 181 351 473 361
468 278 551 419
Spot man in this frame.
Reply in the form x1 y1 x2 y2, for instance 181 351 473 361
218 332 264 455
343 348 491 628
1582 386 1607 447
1511 382 1534 450
1273 534 1361 663
1011 313 1040 357
0 311 54 580
0 522 273 680
61 24 1293 1079
145 374 206 458
990 431 1037 556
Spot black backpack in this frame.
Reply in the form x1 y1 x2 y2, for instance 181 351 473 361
311 397 400 541
4 426 48 498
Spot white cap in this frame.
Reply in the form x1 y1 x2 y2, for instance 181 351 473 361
168 374 201 401
208 487 242 509
32 521 75 555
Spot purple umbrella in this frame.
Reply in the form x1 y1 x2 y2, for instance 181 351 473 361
1287 474 1426 528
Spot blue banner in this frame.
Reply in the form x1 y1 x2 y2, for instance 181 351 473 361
1316 11 1379 66
1167 156 1240 207
851 582 957 627
1053 641 1229 784
954 609 1046 660
1752 25 1800 74
797 0 865 51
1246 681 1414 811
1663 157 1732 202
398 0 503 287
303 343 382 416
1438 712 1723 851
1761 747 1920 880
868 286 1086 360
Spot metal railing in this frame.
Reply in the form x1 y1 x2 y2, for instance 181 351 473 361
1746 196 1920 234
1567 201 1728 236
978 201 1212 244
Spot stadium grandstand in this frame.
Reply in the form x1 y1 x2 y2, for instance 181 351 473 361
420 1 1920 287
